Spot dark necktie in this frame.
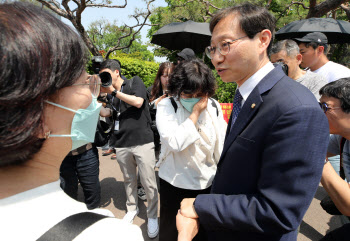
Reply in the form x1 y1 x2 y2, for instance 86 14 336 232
230 89 243 131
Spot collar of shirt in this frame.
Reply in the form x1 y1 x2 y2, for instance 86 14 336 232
238 62 274 107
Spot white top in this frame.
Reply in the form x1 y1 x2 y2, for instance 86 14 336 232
239 62 275 107
156 97 227 190
313 61 350 83
297 71 328 100
0 181 143 241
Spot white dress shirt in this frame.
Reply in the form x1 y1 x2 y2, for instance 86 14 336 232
156 97 227 190
239 62 274 107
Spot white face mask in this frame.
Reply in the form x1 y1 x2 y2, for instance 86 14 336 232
45 95 102 150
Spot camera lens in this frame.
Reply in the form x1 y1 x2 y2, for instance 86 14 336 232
99 72 112 87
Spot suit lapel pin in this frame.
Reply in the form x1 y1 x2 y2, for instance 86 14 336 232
251 103 256 109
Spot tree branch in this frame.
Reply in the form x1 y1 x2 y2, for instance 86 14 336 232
307 0 348 18
105 0 155 59
340 3 350 20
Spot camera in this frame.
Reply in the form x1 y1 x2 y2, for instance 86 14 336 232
99 72 112 88
91 56 112 88
274 61 289 76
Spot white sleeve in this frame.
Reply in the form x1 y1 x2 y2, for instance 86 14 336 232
156 98 200 152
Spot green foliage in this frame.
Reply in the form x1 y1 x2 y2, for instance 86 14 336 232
213 71 236 103
117 56 159 87
86 56 159 88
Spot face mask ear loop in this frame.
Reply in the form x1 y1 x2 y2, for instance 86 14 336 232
45 100 78 113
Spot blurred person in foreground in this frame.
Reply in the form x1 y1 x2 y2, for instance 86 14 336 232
156 58 227 241
270 39 327 100
177 3 329 241
319 78 350 241
0 2 143 240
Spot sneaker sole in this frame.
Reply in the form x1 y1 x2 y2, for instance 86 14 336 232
147 226 159 239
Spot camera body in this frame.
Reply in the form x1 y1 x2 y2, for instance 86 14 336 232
92 56 112 87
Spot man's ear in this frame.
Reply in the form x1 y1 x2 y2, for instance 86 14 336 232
114 69 120 77
258 29 272 54
317 45 325 54
296 53 303 64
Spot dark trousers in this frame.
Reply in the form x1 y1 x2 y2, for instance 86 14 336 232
159 178 210 241
60 146 101 210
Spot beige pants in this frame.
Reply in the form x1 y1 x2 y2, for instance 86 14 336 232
115 142 158 218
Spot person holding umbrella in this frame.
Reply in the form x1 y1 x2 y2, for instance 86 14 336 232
294 32 350 83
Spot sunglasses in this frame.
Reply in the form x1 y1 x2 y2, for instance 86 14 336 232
319 102 341 113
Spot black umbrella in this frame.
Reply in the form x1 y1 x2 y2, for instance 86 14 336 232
151 20 211 53
275 18 350 44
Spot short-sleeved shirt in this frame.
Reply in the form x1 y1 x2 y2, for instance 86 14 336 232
111 76 153 148
314 61 350 83
328 134 350 183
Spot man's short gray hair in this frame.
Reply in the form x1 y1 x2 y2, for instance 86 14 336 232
270 39 299 57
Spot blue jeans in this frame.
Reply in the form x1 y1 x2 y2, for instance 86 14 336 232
60 146 101 209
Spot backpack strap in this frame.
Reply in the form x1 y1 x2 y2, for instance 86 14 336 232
37 212 108 241
340 137 346 180
170 97 178 113
209 98 219 116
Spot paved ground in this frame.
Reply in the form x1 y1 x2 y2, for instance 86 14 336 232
77 151 343 241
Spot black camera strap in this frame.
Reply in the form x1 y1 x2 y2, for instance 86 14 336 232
37 212 108 241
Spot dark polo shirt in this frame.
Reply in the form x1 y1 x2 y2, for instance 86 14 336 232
111 76 153 148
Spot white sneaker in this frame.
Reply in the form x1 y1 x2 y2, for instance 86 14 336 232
137 186 147 201
147 218 159 239
123 208 139 224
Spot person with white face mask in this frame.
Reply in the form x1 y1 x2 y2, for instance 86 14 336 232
155 59 227 241
0 2 143 240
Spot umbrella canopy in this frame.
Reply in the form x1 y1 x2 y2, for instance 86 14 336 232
275 18 350 44
151 20 211 53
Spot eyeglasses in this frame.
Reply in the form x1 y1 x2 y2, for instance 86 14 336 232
205 36 247 59
73 74 101 97
319 102 341 113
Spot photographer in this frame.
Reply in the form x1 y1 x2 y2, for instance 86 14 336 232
99 59 159 239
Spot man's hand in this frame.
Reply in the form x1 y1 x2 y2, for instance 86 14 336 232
180 198 198 219
100 85 115 94
177 210 199 241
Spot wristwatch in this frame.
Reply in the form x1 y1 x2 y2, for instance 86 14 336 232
111 89 118 97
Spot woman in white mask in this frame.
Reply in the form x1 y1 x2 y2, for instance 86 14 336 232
0 2 143 240
156 59 227 241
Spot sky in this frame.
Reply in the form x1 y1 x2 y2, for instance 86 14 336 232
61 0 168 62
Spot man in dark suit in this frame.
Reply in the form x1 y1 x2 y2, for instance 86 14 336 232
177 3 329 241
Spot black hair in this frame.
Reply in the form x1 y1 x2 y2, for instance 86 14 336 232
168 59 217 98
0 2 88 166
319 78 350 114
100 59 122 74
210 2 276 54
303 42 329 54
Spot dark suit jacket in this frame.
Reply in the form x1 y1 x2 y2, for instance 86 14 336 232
194 66 329 241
